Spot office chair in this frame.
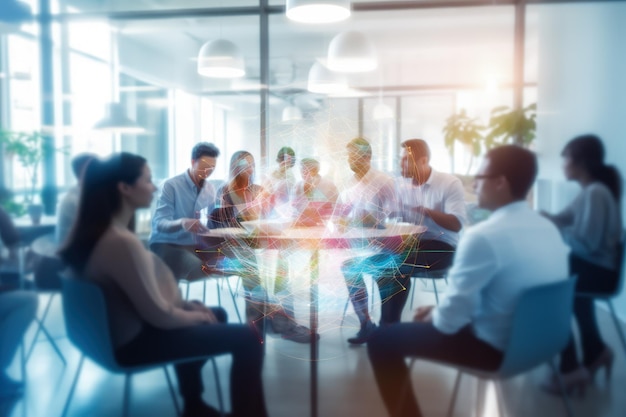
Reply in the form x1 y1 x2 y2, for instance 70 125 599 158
61 277 225 417
409 277 578 417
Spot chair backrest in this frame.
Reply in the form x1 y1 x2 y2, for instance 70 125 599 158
497 277 577 378
62 276 124 373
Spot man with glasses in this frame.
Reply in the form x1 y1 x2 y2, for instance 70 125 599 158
367 145 569 417
342 138 467 344
150 142 221 281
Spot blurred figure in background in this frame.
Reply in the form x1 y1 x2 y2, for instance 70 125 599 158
0 207 38 399
263 146 297 208
56 153 97 245
60 152 268 417
541 134 622 394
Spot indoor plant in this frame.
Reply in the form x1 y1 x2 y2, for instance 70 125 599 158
442 108 485 175
485 103 537 149
0 129 45 223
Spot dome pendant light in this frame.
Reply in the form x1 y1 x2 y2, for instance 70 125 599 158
282 105 303 122
286 0 351 24
197 39 246 78
307 61 348 94
327 30 377 73
93 103 145 134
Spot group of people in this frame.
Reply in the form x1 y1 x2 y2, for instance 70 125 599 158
1 132 622 417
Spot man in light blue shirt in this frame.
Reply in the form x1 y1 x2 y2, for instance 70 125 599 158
149 142 220 281
367 145 569 417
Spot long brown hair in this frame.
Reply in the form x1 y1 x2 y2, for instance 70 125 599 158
59 152 147 273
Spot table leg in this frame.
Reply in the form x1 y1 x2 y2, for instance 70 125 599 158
310 248 319 417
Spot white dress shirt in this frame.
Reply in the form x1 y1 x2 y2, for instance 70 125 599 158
340 167 396 224
395 169 467 246
432 201 570 351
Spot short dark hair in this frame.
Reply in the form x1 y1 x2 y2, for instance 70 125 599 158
401 139 431 160
276 146 295 162
485 145 537 200
71 153 97 179
191 142 220 160
346 137 372 157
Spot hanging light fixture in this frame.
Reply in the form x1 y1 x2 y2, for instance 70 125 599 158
286 0 351 24
327 30 377 73
0 0 32 33
282 105 303 122
197 39 246 78
307 61 348 94
93 103 145 134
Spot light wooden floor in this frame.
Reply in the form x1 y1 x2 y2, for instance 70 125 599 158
2 251 625 417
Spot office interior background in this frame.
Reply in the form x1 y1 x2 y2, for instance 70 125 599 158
1 1 625 417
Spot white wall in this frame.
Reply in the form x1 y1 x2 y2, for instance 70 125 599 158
535 2 626 318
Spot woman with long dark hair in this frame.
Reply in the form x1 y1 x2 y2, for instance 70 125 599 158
542 134 622 395
60 153 268 417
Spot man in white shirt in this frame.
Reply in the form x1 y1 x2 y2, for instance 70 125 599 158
343 139 467 344
340 138 397 344
367 145 570 417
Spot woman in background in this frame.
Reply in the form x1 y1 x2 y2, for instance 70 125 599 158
542 134 622 394
60 153 268 417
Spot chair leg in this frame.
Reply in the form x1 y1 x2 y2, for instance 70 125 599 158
494 381 507 417
61 355 85 417
215 279 221 307
185 281 190 300
25 293 54 359
607 301 626 354
432 278 440 305
226 277 242 323
409 278 417 310
210 358 226 417
26 316 66 365
164 366 181 417
475 379 486 417
447 371 462 417
549 359 575 417
123 373 132 417
340 296 350 326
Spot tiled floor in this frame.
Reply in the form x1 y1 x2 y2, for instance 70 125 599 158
2 251 625 417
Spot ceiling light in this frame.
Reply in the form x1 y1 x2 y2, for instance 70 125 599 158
282 105 303 122
307 61 348 94
286 0 351 24
327 31 377 73
0 0 32 33
197 39 246 78
93 103 145 134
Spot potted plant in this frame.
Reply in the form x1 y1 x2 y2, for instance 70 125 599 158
485 103 537 149
442 108 485 175
0 129 45 224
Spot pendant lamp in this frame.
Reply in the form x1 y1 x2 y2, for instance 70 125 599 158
307 61 348 94
93 103 145 134
282 105 303 122
197 39 246 78
327 31 377 73
286 0 350 24
0 0 32 33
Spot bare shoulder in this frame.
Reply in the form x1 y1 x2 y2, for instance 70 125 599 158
96 227 145 255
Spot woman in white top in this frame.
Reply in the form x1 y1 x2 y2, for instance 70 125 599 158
542 134 622 395
60 153 268 417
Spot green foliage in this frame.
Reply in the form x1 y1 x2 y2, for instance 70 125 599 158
0 129 44 204
485 103 537 148
442 109 485 174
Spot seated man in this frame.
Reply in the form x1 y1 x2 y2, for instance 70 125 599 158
367 145 570 417
293 157 339 226
343 139 467 344
150 142 221 281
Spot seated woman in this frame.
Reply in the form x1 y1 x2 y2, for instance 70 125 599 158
212 150 316 343
541 134 622 394
292 158 339 226
59 153 268 417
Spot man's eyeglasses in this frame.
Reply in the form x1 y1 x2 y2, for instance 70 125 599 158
474 174 500 180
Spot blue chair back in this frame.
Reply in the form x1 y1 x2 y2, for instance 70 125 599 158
498 277 577 378
62 276 124 373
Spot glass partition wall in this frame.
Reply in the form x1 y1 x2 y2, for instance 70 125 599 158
0 0 535 215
